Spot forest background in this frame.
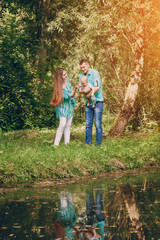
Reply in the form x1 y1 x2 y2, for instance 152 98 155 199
0 0 160 133
0 0 160 185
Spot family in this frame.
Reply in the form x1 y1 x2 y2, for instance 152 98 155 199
50 59 103 146
52 190 105 239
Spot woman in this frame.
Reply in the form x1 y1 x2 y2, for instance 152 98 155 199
52 192 77 239
50 68 77 146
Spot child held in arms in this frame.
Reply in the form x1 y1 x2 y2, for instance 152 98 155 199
78 76 96 108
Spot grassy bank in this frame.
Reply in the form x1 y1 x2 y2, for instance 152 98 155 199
0 124 160 186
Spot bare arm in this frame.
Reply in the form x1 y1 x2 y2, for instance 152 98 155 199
71 86 78 97
86 86 99 98
79 87 91 95
93 86 100 93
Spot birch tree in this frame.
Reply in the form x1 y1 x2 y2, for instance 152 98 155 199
109 24 144 135
108 0 160 135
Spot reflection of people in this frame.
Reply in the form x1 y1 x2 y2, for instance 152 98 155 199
52 192 77 239
79 59 103 145
50 68 77 146
75 190 105 240
79 76 96 108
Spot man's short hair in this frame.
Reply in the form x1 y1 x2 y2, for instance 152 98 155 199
80 59 90 65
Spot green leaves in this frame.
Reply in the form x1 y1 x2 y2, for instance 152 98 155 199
0 0 159 132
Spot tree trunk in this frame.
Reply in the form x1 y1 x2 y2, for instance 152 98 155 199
36 0 50 82
109 26 144 136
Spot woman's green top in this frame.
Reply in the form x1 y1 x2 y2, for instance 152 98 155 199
57 204 78 240
56 77 76 119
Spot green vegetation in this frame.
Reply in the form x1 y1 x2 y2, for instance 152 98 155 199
0 0 160 131
0 122 159 186
0 0 160 186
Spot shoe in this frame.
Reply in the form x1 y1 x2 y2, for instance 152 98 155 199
95 143 102 146
52 145 58 148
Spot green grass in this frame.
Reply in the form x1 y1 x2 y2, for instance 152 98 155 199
0 123 160 186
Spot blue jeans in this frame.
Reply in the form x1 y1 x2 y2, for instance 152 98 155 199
86 190 105 223
85 102 103 145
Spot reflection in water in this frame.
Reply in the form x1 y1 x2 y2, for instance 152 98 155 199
53 190 105 240
108 184 145 240
53 192 77 239
0 170 160 239
120 184 145 240
75 190 105 240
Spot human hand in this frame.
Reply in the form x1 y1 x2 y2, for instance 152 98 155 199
76 83 81 88
79 88 84 94
91 228 96 237
74 224 80 230
74 93 79 99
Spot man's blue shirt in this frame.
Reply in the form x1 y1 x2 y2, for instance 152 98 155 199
79 68 103 102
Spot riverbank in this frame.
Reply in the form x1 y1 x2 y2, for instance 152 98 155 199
0 125 160 186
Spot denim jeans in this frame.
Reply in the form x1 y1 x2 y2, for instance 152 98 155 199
86 190 105 223
85 102 103 145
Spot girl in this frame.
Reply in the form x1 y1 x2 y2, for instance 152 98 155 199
50 68 77 146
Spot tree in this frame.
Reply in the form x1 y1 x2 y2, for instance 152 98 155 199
63 0 160 134
109 0 160 135
1 0 160 131
109 24 144 135
0 9 37 130
0 0 89 130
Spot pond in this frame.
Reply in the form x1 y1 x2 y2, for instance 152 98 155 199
0 168 160 240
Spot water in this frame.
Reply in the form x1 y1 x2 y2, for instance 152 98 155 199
0 168 160 240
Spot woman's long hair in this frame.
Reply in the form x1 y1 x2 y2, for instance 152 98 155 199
52 222 66 239
50 68 64 107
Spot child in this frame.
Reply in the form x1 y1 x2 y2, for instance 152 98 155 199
79 76 96 108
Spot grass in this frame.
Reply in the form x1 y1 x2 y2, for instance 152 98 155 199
0 122 160 186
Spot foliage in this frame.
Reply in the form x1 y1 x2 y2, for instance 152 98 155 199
0 0 160 131
0 7 57 131
61 0 160 125
0 10 35 130
0 0 87 131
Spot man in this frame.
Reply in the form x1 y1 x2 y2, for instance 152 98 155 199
74 190 105 239
79 59 103 145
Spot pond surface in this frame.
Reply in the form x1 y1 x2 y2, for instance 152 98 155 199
0 168 160 240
